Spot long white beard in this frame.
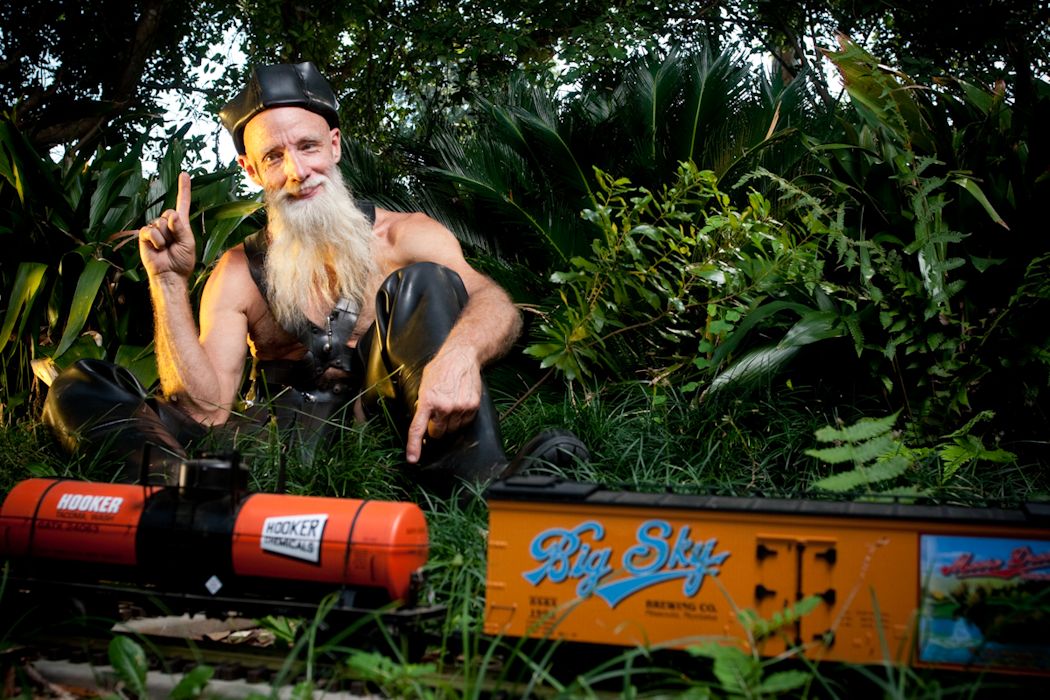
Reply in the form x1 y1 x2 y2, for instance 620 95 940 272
264 171 376 331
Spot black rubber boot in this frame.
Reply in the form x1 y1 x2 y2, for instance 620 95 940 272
503 429 591 477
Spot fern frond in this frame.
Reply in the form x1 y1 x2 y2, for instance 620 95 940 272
806 432 897 465
812 411 899 444
813 454 911 492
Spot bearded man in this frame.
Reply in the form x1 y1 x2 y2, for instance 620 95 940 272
42 62 586 489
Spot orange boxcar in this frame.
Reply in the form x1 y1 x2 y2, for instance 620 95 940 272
484 477 1050 674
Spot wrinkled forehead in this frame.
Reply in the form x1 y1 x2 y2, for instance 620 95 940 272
242 107 334 158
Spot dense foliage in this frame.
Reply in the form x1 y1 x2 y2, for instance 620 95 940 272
234 0 728 144
8 1 1046 152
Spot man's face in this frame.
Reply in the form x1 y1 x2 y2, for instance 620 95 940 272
238 107 341 199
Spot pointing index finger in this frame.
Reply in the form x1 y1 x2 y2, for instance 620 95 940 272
176 171 191 220
406 404 430 464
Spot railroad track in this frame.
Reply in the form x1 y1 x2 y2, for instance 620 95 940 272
7 615 359 696
7 614 633 699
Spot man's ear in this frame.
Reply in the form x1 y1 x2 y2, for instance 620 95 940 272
330 127 341 163
237 155 263 187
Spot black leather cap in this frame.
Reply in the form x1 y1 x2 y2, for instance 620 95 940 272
219 62 340 155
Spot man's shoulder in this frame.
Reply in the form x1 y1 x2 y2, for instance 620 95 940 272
374 209 447 244
206 243 256 293
215 242 250 271
372 206 404 230
201 243 269 322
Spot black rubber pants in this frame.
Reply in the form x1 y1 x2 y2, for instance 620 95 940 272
41 262 507 484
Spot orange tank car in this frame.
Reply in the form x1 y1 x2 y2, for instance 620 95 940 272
233 494 429 602
0 461 429 607
0 478 155 566
484 477 1050 674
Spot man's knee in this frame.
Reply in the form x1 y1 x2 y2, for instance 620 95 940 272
378 262 468 312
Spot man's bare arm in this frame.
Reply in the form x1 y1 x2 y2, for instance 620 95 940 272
139 173 247 424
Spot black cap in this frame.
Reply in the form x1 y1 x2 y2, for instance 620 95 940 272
219 62 340 155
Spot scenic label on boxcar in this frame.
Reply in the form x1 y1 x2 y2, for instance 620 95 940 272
261 513 329 564
939 544 1050 580
919 535 1050 672
522 519 731 607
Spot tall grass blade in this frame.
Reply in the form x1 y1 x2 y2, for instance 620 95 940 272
0 262 47 355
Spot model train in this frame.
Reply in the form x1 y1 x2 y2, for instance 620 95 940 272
0 458 430 627
2 464 1049 676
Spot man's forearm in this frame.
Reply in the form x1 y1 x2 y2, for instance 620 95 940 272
444 284 522 365
150 275 228 424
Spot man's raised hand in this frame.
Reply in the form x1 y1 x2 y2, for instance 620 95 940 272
139 172 196 280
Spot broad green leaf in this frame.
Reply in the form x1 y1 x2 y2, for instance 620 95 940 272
54 257 109 358
709 300 812 366
158 129 190 200
630 224 662 240
0 122 26 205
89 162 138 236
98 161 145 238
758 670 811 694
569 255 597 272
200 199 264 265
706 345 799 396
778 311 841 348
688 263 725 284
114 344 159 390
970 255 1006 273
108 636 148 698
956 79 999 114
49 334 106 368
170 664 213 700
524 342 564 358
27 462 58 477
691 643 759 694
825 36 931 151
0 261 47 354
290 680 315 700
550 270 586 283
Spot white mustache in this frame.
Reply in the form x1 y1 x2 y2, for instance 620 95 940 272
272 174 329 203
